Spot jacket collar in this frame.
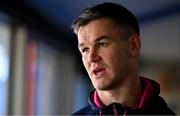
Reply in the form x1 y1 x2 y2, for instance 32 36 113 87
89 77 160 110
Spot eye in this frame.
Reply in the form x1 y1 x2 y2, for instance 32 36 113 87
81 47 89 53
98 42 107 47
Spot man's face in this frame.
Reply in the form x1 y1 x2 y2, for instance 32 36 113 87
77 18 136 90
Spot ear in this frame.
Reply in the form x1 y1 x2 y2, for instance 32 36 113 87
128 34 141 57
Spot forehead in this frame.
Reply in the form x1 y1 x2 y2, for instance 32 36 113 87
77 18 120 43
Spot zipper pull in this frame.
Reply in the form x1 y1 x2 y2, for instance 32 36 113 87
113 104 117 115
99 110 102 116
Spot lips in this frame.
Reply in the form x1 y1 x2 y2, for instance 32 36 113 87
92 67 106 77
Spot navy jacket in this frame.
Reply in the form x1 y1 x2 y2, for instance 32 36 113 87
73 77 176 115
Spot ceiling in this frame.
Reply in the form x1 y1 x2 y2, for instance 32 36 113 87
2 0 177 61
23 0 180 60
25 0 180 35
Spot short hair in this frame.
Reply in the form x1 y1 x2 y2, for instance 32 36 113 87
71 2 140 39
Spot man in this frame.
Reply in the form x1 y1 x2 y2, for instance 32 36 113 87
71 2 175 115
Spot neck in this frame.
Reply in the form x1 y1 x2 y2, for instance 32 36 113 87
97 75 141 107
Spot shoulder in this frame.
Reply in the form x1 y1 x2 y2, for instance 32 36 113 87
144 96 176 115
72 105 98 115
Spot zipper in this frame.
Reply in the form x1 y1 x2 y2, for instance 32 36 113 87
123 109 127 116
99 110 102 116
113 104 117 115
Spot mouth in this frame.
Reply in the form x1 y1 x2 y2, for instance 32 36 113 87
92 67 106 78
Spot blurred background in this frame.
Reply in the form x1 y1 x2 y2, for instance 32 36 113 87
0 0 180 115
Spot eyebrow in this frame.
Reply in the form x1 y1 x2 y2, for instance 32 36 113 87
78 35 109 49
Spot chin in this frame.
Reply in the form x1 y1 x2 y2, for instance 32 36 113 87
95 85 110 91
96 83 117 91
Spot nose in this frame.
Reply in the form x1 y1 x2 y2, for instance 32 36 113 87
88 48 102 63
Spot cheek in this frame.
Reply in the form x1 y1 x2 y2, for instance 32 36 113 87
82 57 86 66
82 56 89 70
107 48 127 68
106 48 122 61
102 51 118 72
